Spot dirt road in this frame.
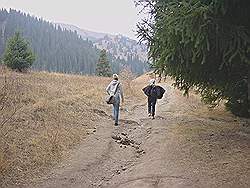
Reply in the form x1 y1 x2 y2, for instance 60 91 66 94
29 83 250 188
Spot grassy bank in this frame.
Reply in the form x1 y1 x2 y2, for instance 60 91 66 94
0 69 144 186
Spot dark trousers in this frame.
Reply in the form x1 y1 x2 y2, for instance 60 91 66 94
148 97 157 116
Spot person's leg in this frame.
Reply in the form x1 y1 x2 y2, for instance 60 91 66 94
151 98 157 119
112 104 115 120
115 103 120 125
114 96 120 125
148 97 152 116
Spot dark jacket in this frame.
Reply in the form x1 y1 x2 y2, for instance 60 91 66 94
142 85 165 99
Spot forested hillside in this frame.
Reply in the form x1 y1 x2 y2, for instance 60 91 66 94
0 9 147 75
58 23 148 62
58 23 149 75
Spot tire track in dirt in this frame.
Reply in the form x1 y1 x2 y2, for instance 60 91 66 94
112 175 190 188
29 108 152 188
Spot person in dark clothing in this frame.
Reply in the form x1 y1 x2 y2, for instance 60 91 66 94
142 79 166 119
147 79 157 119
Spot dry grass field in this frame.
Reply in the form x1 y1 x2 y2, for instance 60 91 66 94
0 68 144 187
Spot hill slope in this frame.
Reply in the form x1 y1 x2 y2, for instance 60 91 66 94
0 9 147 75
0 9 98 74
57 23 149 72
57 23 114 41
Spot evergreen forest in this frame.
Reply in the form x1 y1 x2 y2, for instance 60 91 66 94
0 9 147 75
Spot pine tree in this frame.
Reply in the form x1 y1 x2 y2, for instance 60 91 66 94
3 31 35 72
137 0 250 117
96 49 112 77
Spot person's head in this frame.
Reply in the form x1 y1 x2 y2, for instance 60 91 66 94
113 74 119 80
149 79 155 86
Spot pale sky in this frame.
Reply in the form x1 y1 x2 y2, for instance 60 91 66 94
0 0 143 40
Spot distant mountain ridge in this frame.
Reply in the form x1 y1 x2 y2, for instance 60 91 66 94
57 23 148 62
57 23 114 41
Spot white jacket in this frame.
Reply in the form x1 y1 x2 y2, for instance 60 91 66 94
106 80 124 100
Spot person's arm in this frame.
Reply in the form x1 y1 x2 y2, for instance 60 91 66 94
119 84 124 103
106 83 111 95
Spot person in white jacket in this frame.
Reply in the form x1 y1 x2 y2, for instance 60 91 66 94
106 74 124 126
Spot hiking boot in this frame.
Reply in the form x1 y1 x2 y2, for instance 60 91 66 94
152 116 155 119
148 113 151 117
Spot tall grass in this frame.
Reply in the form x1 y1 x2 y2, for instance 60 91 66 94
0 69 113 186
